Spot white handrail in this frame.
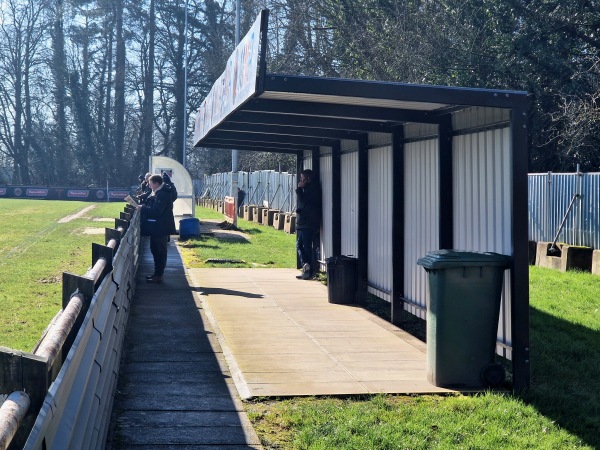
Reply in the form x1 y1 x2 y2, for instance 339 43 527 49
0 391 30 450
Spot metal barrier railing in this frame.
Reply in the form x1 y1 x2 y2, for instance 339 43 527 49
0 204 139 450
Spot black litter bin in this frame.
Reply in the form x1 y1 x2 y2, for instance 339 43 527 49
417 250 511 388
326 255 358 304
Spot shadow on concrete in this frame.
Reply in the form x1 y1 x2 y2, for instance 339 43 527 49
193 286 264 299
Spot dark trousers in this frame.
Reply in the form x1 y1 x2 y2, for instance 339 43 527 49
150 234 169 276
296 228 315 275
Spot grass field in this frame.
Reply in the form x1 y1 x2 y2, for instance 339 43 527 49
178 207 297 268
0 199 127 351
2 202 599 448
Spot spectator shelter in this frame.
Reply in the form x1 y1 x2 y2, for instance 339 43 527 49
193 10 530 390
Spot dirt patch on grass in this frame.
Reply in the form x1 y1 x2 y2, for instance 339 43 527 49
38 275 61 284
82 227 105 235
58 205 97 223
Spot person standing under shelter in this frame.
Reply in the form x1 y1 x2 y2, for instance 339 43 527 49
295 169 321 280
237 187 246 216
136 174 176 283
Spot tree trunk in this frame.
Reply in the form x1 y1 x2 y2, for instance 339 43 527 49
114 0 126 182
173 8 186 164
51 0 69 182
143 0 156 165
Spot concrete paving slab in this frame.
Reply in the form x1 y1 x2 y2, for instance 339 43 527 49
248 382 369 397
332 351 425 362
188 267 455 398
243 370 358 384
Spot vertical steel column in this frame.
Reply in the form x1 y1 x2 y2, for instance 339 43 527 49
391 127 405 325
438 116 453 249
311 147 322 267
357 135 369 304
296 150 304 270
511 101 531 392
331 142 341 256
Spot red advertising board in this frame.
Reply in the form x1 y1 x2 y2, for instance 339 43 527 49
224 196 236 222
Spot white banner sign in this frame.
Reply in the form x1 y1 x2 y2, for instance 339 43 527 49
194 12 263 145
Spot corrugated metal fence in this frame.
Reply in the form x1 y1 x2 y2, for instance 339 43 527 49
202 170 297 212
529 172 600 249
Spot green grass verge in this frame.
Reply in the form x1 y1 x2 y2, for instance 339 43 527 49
0 199 127 351
178 207 296 268
246 392 584 449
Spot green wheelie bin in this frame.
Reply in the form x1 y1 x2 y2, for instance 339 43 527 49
417 250 511 388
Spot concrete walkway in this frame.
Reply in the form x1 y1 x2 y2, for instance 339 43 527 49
187 268 453 398
106 239 262 449
107 225 453 447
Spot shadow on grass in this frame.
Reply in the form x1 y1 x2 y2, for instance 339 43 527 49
239 227 265 235
518 307 600 448
180 237 251 249
362 296 599 447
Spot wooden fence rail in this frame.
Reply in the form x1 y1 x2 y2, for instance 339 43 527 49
0 205 139 450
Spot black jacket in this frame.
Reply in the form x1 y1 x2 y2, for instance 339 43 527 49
136 182 152 204
162 175 178 202
295 180 321 230
141 184 176 235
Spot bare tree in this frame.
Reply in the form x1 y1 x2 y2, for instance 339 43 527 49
49 0 70 182
0 0 48 183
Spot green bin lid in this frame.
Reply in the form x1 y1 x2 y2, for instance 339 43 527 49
417 249 511 269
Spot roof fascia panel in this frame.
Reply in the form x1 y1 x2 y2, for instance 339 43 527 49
263 74 528 109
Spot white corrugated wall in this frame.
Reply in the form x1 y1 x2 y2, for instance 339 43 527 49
403 139 440 319
302 150 313 170
453 128 513 358
368 145 393 301
341 151 358 257
319 150 333 271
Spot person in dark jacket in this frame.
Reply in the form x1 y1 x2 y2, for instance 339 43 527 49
295 169 321 279
237 187 246 217
136 172 152 204
161 172 178 202
136 174 176 283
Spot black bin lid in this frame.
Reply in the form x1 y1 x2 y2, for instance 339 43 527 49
417 249 511 269
326 255 357 265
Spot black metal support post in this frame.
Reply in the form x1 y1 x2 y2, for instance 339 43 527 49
331 142 341 256
438 115 453 249
391 127 405 325
357 134 369 304
510 102 531 392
